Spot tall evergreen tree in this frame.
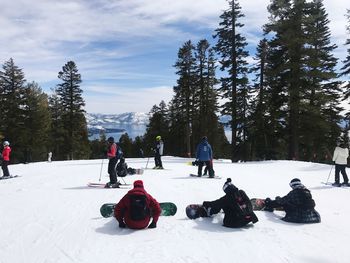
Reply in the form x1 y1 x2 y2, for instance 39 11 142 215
22 82 51 162
342 9 350 117
0 58 26 162
143 101 169 156
264 0 342 161
300 0 342 161
55 61 89 159
214 0 249 162
172 41 197 156
48 90 65 160
249 38 270 160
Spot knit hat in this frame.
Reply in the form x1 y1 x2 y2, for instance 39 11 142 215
133 180 144 188
107 137 114 143
222 178 237 194
289 178 304 189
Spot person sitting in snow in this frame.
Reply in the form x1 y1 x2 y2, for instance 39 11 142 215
114 180 161 229
264 178 321 223
116 157 138 177
201 178 258 228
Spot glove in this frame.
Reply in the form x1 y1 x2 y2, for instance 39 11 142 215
119 221 126 228
148 221 157 228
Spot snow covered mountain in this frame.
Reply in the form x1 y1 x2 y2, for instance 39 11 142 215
86 112 149 129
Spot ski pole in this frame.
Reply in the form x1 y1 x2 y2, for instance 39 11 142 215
145 157 150 169
326 153 338 184
99 158 104 182
326 163 334 184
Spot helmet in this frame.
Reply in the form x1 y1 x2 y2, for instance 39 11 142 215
156 135 161 141
3 141 10 146
107 137 114 143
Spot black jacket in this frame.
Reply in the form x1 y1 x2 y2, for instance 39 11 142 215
203 190 258 228
274 187 321 223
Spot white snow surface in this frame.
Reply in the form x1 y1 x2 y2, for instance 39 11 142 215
0 157 349 263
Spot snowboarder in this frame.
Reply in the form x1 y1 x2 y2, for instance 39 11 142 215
200 178 258 228
195 136 214 177
153 135 164 169
105 137 119 188
264 178 321 223
332 141 349 186
1 141 11 177
114 180 161 229
116 157 139 177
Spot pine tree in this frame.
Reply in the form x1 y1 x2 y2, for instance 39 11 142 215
143 101 169 156
249 39 270 160
214 0 249 162
342 9 350 118
0 58 26 162
22 82 51 162
300 0 342 161
172 40 197 156
48 90 66 160
55 61 89 159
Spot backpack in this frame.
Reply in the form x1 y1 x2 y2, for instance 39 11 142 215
233 190 256 221
129 194 150 221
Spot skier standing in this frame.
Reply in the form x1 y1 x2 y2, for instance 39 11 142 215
1 141 11 177
153 135 164 169
264 178 321 223
332 142 349 186
105 137 119 188
200 178 258 227
114 180 161 229
195 136 214 177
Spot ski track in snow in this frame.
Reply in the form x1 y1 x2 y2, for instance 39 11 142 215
0 157 349 263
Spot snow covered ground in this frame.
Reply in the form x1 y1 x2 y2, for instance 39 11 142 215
0 157 349 263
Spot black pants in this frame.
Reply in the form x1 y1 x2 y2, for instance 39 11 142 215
155 153 163 168
198 161 213 177
108 157 118 184
1 160 10 177
335 164 349 183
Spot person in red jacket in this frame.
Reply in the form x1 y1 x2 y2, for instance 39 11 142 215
114 180 161 229
105 137 119 188
1 141 11 177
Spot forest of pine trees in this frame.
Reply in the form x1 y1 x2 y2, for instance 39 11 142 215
0 0 349 164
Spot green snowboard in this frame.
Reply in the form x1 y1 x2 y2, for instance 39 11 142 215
100 202 177 218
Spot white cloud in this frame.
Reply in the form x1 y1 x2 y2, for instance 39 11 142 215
84 85 174 114
0 0 348 114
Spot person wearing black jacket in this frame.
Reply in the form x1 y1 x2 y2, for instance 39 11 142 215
264 178 321 223
201 178 258 228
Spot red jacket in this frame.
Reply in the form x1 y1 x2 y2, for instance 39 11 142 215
2 146 11 161
107 143 116 159
114 186 161 229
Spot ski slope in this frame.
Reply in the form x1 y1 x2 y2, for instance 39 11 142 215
0 157 348 263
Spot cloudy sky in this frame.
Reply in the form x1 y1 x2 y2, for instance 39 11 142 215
0 0 348 114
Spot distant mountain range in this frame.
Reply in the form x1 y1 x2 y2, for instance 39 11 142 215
85 112 149 135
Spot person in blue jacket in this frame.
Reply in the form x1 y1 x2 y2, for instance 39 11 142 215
195 136 214 178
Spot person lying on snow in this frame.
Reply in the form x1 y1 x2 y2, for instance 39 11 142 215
114 180 161 229
201 178 258 228
116 157 138 177
264 178 321 223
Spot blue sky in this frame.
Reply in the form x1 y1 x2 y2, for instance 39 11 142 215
0 0 348 114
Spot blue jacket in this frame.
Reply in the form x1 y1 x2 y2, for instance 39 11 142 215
196 140 212 161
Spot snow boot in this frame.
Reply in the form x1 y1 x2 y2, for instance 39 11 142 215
332 182 341 187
